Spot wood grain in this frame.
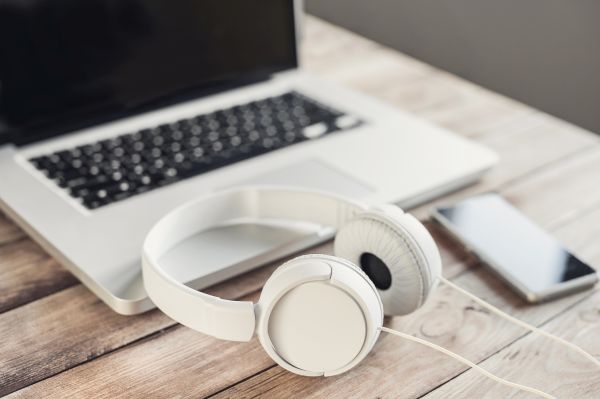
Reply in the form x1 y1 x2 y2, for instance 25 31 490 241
503 147 600 230
301 17 433 86
8 199 600 398
553 206 600 267
411 113 600 221
203 272 596 399
417 143 600 280
0 211 25 247
416 82 534 138
6 291 268 399
0 285 169 396
7 134 592 394
423 289 600 399
7 267 592 399
477 112 599 187
0 239 78 314
0 232 464 397
302 18 534 138
0 241 326 395
199 196 600 399
420 211 600 399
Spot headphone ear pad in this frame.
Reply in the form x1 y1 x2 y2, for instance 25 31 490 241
334 208 441 316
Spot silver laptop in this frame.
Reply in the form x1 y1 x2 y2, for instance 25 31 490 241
0 0 497 314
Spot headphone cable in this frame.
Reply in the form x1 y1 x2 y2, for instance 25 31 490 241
380 326 556 399
438 276 600 368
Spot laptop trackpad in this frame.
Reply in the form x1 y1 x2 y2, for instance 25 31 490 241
224 159 374 198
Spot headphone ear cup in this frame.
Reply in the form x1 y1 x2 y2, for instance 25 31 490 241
334 206 441 316
256 254 383 376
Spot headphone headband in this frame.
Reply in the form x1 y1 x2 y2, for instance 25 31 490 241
142 187 368 341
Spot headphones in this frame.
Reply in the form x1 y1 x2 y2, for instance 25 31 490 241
142 187 441 377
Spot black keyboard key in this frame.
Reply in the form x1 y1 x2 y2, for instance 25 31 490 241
28 91 362 209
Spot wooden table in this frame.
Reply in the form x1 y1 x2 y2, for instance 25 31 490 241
2 16 600 398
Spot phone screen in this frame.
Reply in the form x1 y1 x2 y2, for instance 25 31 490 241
435 194 596 294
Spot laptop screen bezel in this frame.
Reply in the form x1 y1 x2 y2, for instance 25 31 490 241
0 0 300 147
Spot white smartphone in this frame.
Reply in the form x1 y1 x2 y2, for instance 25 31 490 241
431 193 598 302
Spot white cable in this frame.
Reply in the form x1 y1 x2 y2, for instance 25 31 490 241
380 326 556 399
438 276 600 368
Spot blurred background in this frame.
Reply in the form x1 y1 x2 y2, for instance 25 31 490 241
308 0 600 134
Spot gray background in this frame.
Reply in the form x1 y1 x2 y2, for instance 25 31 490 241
307 0 600 134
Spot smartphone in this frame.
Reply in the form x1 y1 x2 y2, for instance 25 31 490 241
432 193 597 302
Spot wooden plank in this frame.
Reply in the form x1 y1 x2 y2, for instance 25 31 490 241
301 18 434 85
421 210 600 399
413 145 600 279
362 70 533 132
11 143 587 396
476 112 599 189
205 273 596 399
425 222 477 278
6 295 277 399
9 176 600 398
413 70 538 138
0 239 78 314
302 18 533 137
0 285 169 396
503 148 600 231
0 211 25 247
3 166 596 396
553 206 600 267
9 267 594 399
484 144 600 230
411 114 600 221
0 232 464 397
198 196 600 399
0 240 331 396
208 168 600 399
422 289 600 399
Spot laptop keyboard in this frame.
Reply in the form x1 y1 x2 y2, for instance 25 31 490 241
29 91 362 209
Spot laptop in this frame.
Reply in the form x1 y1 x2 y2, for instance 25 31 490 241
0 0 497 314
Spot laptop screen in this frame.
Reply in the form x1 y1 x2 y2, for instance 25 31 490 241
0 0 297 145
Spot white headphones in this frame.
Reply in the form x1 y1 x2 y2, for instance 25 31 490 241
142 187 441 377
